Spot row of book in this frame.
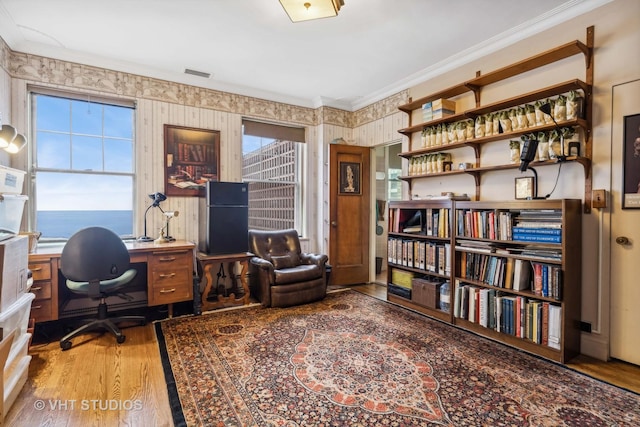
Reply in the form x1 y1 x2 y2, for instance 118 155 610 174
457 250 562 299
389 208 450 237
453 281 561 349
175 142 213 163
388 238 451 275
455 208 563 243
456 209 514 240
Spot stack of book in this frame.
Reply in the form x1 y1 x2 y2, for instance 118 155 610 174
512 209 562 243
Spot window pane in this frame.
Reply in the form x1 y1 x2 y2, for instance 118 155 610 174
104 138 133 172
36 172 133 239
32 92 135 241
71 100 102 135
36 131 71 169
246 181 295 230
104 105 133 138
35 96 70 132
71 135 103 171
242 129 301 232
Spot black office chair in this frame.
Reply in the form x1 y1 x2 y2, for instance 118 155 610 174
59 227 146 350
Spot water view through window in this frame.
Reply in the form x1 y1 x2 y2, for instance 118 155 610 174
32 93 135 239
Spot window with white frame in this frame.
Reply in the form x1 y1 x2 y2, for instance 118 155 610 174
31 90 135 240
241 119 305 233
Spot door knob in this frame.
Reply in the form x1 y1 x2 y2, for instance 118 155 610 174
331 221 337 227
615 236 630 245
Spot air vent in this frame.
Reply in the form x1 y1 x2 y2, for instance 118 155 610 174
184 68 211 79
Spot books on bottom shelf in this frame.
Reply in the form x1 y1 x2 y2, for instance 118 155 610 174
453 280 562 349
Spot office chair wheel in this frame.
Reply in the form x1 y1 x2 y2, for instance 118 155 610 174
117 335 126 344
60 340 72 351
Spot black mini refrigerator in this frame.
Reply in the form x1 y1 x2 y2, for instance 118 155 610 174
198 181 249 255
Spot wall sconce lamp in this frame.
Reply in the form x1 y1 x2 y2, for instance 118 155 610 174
0 125 27 154
280 0 344 23
138 192 167 242
539 103 566 162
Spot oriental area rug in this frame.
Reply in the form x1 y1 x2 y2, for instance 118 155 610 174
155 290 640 426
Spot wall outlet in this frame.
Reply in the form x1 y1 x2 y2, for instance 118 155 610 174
592 189 607 209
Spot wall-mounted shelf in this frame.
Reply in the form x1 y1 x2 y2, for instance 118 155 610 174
399 80 589 136
397 27 594 212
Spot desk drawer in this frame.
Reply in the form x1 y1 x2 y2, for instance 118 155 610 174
29 261 52 281
149 283 192 306
30 299 54 323
151 265 192 288
30 281 52 300
149 250 192 269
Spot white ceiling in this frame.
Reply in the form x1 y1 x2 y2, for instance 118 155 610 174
0 0 609 111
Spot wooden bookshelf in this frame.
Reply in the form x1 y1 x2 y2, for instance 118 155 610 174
387 200 454 323
387 199 582 364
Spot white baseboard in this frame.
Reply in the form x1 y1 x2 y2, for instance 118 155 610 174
580 332 609 361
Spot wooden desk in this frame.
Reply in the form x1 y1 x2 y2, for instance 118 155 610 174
28 240 196 323
196 252 252 313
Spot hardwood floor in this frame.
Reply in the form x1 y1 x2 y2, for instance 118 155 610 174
6 323 173 427
7 283 639 426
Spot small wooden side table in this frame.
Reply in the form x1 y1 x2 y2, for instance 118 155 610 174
196 252 253 312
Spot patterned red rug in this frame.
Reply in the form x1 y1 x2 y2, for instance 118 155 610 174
156 290 640 426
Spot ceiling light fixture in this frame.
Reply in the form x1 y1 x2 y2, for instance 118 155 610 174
279 0 344 23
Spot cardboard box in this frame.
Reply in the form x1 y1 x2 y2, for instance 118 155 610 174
432 98 456 113
432 110 456 120
0 236 29 312
0 165 25 194
411 278 442 309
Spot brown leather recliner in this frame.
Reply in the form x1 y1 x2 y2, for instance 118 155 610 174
248 229 328 308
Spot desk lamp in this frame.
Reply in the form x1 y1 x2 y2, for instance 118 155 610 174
162 211 179 242
138 192 167 242
539 103 566 162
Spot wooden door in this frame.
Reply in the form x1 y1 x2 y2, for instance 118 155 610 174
329 144 370 285
610 79 640 365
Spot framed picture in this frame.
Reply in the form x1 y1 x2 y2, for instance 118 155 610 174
339 161 361 195
515 177 534 200
623 113 640 208
164 125 220 197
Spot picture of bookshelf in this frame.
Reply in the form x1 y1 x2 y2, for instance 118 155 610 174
387 199 582 363
164 124 220 197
